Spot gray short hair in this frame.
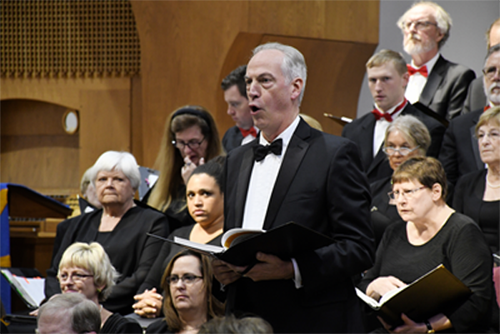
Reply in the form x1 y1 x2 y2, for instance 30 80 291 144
89 151 141 191
384 115 431 156
38 293 101 333
397 1 452 49
252 42 307 104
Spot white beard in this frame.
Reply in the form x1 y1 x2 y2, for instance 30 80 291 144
485 81 500 106
404 34 436 56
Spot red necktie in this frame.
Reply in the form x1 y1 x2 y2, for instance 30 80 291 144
407 64 428 78
484 105 491 112
372 99 407 122
239 127 257 138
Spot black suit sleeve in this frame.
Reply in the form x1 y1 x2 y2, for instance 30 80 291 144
296 139 375 289
439 122 459 187
426 122 446 158
447 68 476 120
452 174 467 213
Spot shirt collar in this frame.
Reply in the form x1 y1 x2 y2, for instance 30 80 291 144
374 98 407 118
259 115 300 154
411 52 440 75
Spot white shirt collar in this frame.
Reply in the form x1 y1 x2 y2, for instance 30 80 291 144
259 115 300 155
374 99 407 119
411 52 440 74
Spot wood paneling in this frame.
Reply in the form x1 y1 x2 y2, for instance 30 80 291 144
0 77 137 193
79 89 132 173
132 0 379 166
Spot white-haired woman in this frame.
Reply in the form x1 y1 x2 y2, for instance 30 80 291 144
45 151 169 315
370 115 431 246
58 242 142 333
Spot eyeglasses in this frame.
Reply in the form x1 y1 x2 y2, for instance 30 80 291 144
165 274 203 285
382 145 420 156
57 272 94 283
388 186 426 201
172 137 205 150
476 130 500 141
402 20 437 31
482 66 500 80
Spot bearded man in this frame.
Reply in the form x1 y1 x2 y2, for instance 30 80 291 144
398 1 475 121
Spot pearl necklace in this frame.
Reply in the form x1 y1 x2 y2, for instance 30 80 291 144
486 173 500 189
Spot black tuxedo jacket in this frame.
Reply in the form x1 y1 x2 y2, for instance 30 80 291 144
342 103 446 184
462 76 486 115
417 55 475 121
369 176 404 247
224 119 375 333
222 125 244 153
439 108 484 188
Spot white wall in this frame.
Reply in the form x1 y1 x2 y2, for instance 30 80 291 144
356 0 500 117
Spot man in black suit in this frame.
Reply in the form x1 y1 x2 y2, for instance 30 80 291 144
397 1 475 121
221 65 257 152
213 42 374 333
440 44 500 189
343 49 445 184
462 18 500 114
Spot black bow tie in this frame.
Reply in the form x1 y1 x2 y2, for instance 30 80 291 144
253 139 283 162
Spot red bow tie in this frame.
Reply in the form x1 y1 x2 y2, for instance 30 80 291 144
484 105 491 112
239 127 257 138
407 64 428 78
372 99 407 122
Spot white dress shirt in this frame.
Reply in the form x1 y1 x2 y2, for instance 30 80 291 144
405 53 440 104
242 115 302 288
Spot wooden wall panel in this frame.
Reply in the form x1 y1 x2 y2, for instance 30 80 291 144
0 77 135 194
132 0 379 166
79 89 131 173
248 1 379 43
0 100 80 194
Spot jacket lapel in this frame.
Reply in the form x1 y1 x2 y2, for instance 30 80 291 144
367 149 387 176
469 123 484 170
419 55 446 106
263 120 310 230
233 144 257 228
359 115 376 170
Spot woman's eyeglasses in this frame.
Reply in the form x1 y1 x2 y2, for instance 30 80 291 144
383 145 420 156
166 274 203 285
388 186 426 201
57 273 94 283
172 138 205 150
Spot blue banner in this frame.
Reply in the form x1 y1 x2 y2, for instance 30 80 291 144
0 183 11 313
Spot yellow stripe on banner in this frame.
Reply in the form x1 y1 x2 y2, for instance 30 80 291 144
0 255 11 267
0 188 7 214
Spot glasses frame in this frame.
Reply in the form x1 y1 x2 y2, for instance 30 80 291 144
482 66 500 80
166 273 203 285
57 273 94 283
402 20 437 31
382 145 420 156
388 186 427 201
172 137 205 150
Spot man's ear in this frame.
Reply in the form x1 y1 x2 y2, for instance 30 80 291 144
290 77 304 101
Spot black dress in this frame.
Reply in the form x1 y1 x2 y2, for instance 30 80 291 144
145 318 173 334
359 213 494 333
102 313 143 334
45 206 170 315
453 169 500 254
